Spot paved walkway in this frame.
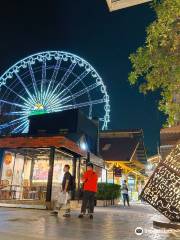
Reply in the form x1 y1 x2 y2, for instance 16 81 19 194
0 204 179 240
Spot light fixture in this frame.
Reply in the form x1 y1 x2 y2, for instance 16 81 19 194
80 142 87 151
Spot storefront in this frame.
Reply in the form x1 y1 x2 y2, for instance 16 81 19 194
0 135 87 208
105 161 146 201
100 130 148 202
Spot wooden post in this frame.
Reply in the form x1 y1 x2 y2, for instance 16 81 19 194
113 166 115 184
46 147 55 203
106 169 108 183
29 158 35 186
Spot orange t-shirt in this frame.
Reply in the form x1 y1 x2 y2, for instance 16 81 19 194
82 170 98 193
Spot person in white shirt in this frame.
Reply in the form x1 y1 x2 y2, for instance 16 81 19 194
121 180 130 207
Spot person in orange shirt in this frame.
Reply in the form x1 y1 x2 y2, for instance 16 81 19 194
78 162 98 219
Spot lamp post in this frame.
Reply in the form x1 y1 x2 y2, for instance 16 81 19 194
80 142 90 167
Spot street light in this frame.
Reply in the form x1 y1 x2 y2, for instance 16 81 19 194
80 142 87 151
80 141 90 166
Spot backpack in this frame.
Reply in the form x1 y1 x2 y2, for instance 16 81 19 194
69 174 76 191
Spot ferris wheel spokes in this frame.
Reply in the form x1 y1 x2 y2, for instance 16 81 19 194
28 63 39 98
44 59 62 101
0 99 25 109
58 70 89 100
3 85 32 106
11 120 28 134
0 115 28 130
50 58 62 90
41 58 47 95
54 98 105 112
57 62 77 93
43 68 87 104
60 82 101 106
4 111 28 116
14 72 37 105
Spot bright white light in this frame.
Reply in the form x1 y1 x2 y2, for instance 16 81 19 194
80 142 87 151
146 163 153 171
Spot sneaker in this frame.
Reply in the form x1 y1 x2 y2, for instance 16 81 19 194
89 214 93 219
78 214 84 218
50 211 58 216
63 214 70 218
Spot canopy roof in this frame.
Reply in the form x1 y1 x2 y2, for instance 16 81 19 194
100 129 147 164
100 137 138 161
0 135 85 157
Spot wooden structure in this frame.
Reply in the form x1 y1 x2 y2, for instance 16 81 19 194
100 130 147 200
160 125 180 160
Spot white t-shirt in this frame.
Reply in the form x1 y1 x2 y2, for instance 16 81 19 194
121 183 128 194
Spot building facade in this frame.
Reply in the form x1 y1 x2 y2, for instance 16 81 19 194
160 125 180 160
0 135 104 209
100 129 147 201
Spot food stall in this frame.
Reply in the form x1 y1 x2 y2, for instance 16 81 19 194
0 135 85 209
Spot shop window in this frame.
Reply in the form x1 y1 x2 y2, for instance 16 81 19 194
51 150 73 201
0 149 50 202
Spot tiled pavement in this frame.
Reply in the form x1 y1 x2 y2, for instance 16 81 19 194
0 204 179 240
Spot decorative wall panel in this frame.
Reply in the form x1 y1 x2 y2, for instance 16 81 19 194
141 144 180 222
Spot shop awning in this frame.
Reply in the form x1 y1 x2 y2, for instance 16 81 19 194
0 135 86 157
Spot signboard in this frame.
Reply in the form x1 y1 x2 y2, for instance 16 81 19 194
114 167 122 177
141 144 180 222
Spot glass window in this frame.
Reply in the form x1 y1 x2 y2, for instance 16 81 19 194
51 150 73 201
0 148 50 202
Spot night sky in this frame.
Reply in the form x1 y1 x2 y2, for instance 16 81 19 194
0 0 166 155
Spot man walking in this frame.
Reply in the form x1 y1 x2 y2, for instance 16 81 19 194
122 180 130 208
78 162 98 219
51 164 74 217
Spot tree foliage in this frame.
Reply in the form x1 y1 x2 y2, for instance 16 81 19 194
128 0 180 126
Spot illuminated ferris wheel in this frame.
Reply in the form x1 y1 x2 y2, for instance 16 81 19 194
0 51 110 134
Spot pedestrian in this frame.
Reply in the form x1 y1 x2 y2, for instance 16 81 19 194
51 164 74 217
78 162 98 219
121 180 130 208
